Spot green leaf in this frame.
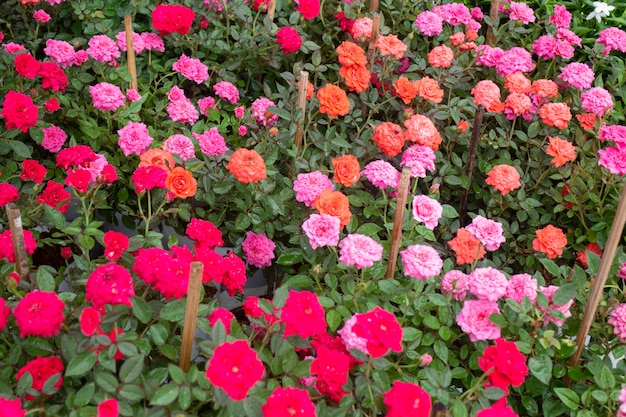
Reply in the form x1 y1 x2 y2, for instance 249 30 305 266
553 282 576 306
356 223 383 236
160 299 186 322
65 350 97 377
9 140 32 159
528 354 553 385
554 388 580 410
442 204 459 219
596 365 615 390
132 297 153 324
74 383 95 407
94 370 119 393
483 387 506 400
150 383 179 406
539 258 561 278
36 268 56 292
45 205 66 230
326 309 341 332
169 364 186 385
120 355 145 383
276 248 304 266
283 275 313 288
451 399 468 417
149 323 169 346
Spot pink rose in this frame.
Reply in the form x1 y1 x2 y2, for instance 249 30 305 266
412 195 442 230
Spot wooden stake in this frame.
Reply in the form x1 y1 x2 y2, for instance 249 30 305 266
369 0 379 13
385 167 411 279
366 14 380 72
268 0 277 21
486 0 500 46
5 204 29 281
294 70 309 153
124 15 138 91
179 261 204 372
569 183 626 368
459 106 485 225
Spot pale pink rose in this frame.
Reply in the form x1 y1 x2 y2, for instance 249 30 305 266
162 134 195 161
538 285 573 327
469 267 508 302
412 195 442 230
338 315 369 354
302 214 341 249
419 354 433 366
401 244 443 280
505 273 538 304
465 215 506 251
456 299 501 342
440 270 469 301
339 234 383 269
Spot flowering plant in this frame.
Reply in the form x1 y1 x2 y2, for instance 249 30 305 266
1 0 626 416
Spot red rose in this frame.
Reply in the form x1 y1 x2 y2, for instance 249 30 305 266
275 27 302 54
99 164 118 184
2 90 38 133
37 181 71 213
14 53 41 79
478 337 529 393
79 307 101 336
60 246 72 259
0 183 19 207
38 62 68 92
15 356 64 400
252 0 270 11
20 159 47 183
295 0 320 20
103 231 129 261
14 291 65 338
205 340 265 400
97 398 119 417
65 168 92 193
45 97 60 112
152 4 195 35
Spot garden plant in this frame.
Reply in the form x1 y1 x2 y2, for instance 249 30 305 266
1 0 626 416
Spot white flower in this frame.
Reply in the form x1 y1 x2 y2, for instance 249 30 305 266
586 1 616 22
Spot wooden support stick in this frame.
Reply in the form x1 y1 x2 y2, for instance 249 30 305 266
385 167 411 279
366 14 380 72
179 261 204 372
459 106 485 225
369 0 379 13
5 204 29 281
294 70 309 153
124 15 138 91
569 183 626 368
268 0 277 21
486 0 500 46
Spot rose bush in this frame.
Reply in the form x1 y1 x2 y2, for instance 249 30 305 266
1 0 626 416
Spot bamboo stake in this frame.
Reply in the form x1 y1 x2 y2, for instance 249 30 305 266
124 15 138 91
5 204 29 282
369 0 379 13
569 184 626 368
179 261 204 372
459 106 485 225
294 70 309 153
486 0 500 46
385 167 411 279
268 0 277 21
366 14 380 72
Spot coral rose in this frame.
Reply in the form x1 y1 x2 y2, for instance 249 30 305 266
393 77 417 104
532 225 567 259
165 167 197 199
414 77 444 104
317 84 350 118
372 122 405 156
139 148 176 171
375 34 407 60
226 148 267 183
485 164 521 195
448 227 486 265
336 41 367 67
546 136 576 167
539 102 572 129
339 64 370 93
312 189 352 229
332 154 360 187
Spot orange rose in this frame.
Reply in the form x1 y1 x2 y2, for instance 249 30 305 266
165 167 197 199
546 137 576 167
530 79 559 98
393 77 417 104
317 84 350 119
312 189 352 229
336 41 368 67
485 164 521 195
139 148 176 171
340 64 370 94
403 114 442 151
448 228 486 265
456 120 469 133
375 34 407 60
22 0 40 4
332 154 361 187
306 80 314 100
532 225 567 259
372 122 405 157
504 72 531 94
226 148 267 183
576 113 600 130
539 102 571 129
415 77 444 104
